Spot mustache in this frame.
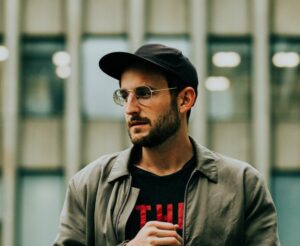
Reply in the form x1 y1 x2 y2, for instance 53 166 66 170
128 115 151 127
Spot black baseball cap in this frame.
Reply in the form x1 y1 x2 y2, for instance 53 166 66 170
99 44 198 95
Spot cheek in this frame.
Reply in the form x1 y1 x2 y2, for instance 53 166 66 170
151 104 172 121
152 98 173 112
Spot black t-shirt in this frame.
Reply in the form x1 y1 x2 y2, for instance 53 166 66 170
125 156 196 240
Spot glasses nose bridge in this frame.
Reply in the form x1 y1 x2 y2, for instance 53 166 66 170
125 89 140 106
126 88 138 101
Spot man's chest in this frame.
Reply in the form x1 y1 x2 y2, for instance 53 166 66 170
125 162 194 239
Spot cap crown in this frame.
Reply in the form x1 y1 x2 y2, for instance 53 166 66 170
99 43 198 94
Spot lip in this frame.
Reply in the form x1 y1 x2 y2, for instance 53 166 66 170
129 121 148 128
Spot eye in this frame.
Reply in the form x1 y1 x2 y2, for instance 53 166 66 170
118 89 129 100
135 86 152 98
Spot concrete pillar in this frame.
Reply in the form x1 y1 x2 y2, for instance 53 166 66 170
2 0 20 245
128 0 145 51
65 0 82 182
189 0 208 145
252 0 271 184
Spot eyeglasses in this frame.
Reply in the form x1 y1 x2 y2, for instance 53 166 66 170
113 85 177 106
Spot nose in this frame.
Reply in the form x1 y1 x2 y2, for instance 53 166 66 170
124 92 140 115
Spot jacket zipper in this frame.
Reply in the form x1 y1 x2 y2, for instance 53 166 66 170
182 170 197 246
114 175 132 243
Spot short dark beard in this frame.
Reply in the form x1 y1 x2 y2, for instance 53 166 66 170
129 98 180 148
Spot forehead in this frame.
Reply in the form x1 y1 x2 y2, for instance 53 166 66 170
120 63 168 88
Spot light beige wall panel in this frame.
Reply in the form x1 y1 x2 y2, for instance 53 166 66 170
20 118 63 169
209 0 250 35
273 0 300 35
275 123 300 170
0 66 2 166
83 121 126 164
22 0 64 35
210 122 251 163
0 0 3 33
0 64 3 113
147 0 187 34
84 0 126 34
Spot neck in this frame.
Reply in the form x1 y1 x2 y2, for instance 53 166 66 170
138 130 194 176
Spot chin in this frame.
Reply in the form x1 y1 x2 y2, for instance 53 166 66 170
129 134 164 148
129 134 147 144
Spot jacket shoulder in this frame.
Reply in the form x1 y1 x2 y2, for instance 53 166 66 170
216 153 262 180
193 139 261 183
214 152 269 203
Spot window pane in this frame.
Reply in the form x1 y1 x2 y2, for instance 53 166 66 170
17 174 65 246
272 174 300 246
21 39 65 117
207 40 251 120
0 176 3 221
271 39 300 120
207 39 252 162
81 37 128 119
271 39 300 170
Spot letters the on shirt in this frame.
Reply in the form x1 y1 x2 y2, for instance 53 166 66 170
134 202 184 228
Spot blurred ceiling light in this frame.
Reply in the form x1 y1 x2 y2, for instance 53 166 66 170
0 45 9 61
52 51 71 67
212 52 241 67
205 76 230 91
272 52 299 68
56 66 71 79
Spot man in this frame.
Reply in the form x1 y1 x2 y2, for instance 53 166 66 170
54 44 280 245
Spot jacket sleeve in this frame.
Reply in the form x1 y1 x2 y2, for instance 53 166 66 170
244 167 281 246
53 179 86 246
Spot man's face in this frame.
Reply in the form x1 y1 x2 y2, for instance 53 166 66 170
120 66 180 148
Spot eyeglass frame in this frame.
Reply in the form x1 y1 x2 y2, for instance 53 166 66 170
113 85 178 106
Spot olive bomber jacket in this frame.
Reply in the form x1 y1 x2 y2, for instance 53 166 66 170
54 138 280 246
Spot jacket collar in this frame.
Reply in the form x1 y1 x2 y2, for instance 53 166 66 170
107 137 219 183
107 147 132 183
191 138 219 183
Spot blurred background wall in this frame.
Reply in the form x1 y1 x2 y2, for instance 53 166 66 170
0 0 299 245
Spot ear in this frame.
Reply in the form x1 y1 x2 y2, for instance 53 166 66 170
177 87 197 114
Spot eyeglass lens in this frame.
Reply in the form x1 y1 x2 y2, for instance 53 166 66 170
113 86 177 106
114 86 153 106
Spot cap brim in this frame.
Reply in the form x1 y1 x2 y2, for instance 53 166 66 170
99 51 176 81
99 52 138 80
